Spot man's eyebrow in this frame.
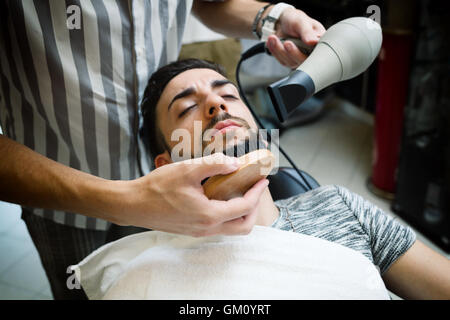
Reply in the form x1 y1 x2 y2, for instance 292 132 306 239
167 79 236 111
167 87 195 111
211 79 235 89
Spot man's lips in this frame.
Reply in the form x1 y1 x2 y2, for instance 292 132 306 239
213 120 242 135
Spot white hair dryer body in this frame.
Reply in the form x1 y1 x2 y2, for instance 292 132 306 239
268 17 383 122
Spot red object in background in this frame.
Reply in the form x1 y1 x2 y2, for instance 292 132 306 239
371 31 414 194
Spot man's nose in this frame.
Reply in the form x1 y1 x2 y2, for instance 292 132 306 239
205 96 228 118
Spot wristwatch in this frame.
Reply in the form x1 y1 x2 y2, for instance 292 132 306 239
260 2 294 41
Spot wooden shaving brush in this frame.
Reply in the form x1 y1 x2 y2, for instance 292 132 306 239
202 136 275 201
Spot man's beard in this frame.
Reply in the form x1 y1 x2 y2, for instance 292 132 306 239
201 113 269 158
221 130 268 157
165 113 269 162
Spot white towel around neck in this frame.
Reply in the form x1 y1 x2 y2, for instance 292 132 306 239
74 226 390 300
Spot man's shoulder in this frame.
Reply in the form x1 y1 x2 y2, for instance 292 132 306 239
272 185 370 243
274 184 345 205
274 184 355 214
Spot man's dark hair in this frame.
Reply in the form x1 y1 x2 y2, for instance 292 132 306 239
140 58 227 166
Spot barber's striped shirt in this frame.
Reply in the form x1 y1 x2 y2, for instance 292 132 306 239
0 0 193 230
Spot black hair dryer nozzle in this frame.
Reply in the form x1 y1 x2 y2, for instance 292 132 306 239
267 70 315 123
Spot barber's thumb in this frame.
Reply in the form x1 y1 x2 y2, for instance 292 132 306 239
195 153 240 180
244 178 270 202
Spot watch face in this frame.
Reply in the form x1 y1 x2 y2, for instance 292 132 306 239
263 16 278 24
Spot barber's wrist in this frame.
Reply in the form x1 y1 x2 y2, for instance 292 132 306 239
259 2 295 41
253 3 272 39
77 176 132 225
104 174 165 228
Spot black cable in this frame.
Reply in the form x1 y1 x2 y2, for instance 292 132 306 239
236 43 314 191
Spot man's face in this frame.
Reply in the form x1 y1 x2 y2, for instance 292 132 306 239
154 68 260 166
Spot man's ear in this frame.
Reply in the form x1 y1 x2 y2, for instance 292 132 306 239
154 151 173 168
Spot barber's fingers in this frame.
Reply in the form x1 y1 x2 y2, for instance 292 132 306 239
182 153 240 183
310 20 326 41
294 18 325 45
283 40 308 65
266 36 306 69
215 204 259 236
281 9 325 45
208 178 269 234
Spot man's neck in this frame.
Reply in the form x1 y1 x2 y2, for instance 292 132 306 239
254 187 279 226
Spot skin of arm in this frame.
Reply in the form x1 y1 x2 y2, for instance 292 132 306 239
382 240 450 299
192 0 270 39
0 134 120 221
0 134 269 236
192 0 326 68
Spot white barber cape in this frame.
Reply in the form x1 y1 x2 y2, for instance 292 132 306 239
74 226 390 300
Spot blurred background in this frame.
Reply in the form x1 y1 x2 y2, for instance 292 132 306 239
179 0 450 253
1 0 449 300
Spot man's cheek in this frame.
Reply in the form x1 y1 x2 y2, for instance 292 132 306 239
237 107 258 129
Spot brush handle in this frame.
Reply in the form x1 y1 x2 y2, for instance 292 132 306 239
203 149 275 201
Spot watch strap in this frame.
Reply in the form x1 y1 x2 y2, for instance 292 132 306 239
261 3 294 41
252 3 272 39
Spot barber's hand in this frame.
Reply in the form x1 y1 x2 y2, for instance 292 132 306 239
118 153 268 237
265 8 325 69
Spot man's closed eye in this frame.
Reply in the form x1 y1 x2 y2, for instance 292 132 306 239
178 105 197 118
222 94 238 100
177 95 238 118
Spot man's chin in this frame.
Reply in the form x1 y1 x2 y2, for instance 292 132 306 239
202 127 264 157
203 138 268 159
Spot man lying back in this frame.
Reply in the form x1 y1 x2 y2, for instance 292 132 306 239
62 58 442 301
135 58 450 299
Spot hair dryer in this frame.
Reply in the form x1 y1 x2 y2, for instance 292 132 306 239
267 17 383 122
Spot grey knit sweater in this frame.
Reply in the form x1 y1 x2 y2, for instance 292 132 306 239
272 185 416 275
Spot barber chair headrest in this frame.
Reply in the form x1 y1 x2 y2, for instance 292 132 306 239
268 167 320 201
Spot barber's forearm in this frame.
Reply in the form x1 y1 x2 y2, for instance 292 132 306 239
192 0 271 39
0 134 124 223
